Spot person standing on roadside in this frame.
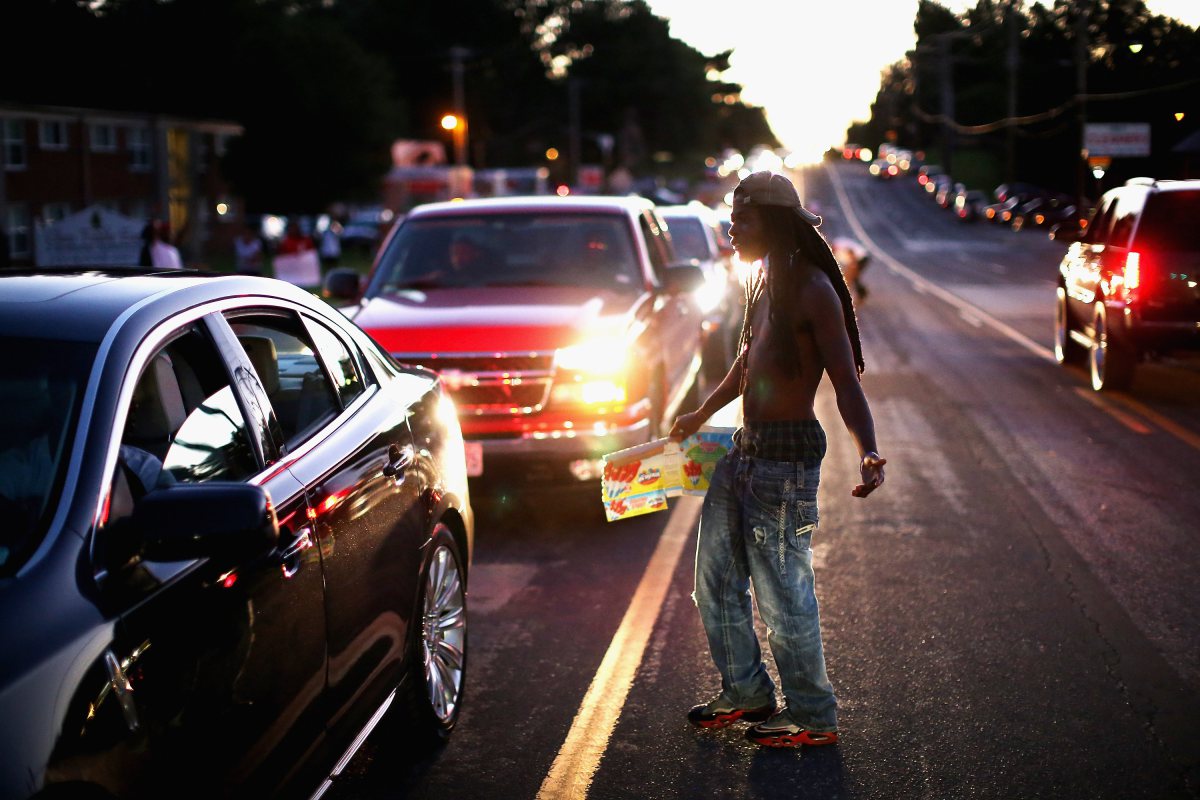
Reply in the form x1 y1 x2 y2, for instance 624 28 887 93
234 222 265 275
670 171 886 748
147 220 183 269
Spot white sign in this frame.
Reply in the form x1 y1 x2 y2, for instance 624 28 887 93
272 250 321 287
34 206 144 267
1085 123 1151 157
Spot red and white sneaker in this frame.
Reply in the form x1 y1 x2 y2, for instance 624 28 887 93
745 714 839 748
687 695 777 730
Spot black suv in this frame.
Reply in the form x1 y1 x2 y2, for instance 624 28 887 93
1054 178 1200 390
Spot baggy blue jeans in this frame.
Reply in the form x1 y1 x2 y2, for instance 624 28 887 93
693 447 838 731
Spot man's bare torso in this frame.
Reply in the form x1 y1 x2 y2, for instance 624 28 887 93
741 273 828 421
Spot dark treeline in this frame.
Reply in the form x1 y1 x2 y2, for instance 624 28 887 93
0 0 775 213
849 0 1200 195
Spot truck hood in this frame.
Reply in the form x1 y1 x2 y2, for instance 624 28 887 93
350 286 642 354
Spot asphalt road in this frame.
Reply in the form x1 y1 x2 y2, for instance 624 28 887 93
327 161 1200 800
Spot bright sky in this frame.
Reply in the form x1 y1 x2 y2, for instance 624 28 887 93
645 0 1200 162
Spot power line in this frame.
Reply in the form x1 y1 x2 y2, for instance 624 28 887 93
911 76 1200 135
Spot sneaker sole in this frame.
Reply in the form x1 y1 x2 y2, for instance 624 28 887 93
746 730 839 748
689 707 776 730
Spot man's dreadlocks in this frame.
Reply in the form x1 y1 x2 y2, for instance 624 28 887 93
733 205 865 384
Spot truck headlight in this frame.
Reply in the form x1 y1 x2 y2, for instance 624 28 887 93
554 339 627 374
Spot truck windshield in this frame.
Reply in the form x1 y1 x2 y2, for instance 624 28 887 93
0 337 96 575
371 213 643 293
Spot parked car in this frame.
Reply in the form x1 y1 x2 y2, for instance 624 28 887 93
917 164 943 188
953 189 988 222
340 206 396 252
926 174 953 200
0 268 473 798
936 181 965 210
1011 193 1076 232
659 203 741 382
327 196 706 482
1054 178 1200 390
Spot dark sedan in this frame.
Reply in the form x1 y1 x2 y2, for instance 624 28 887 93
0 268 472 798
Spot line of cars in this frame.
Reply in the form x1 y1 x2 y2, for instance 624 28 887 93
0 192 741 799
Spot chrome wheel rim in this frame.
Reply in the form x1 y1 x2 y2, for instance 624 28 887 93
1054 289 1069 363
1090 308 1106 390
422 545 466 724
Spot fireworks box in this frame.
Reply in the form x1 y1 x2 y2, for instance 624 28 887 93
600 427 735 522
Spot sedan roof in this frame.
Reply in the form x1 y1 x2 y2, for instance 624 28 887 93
0 269 322 342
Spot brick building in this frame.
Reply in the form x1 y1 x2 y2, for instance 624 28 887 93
0 103 242 266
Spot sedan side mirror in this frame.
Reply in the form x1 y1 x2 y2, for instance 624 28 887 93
662 262 705 294
136 483 279 564
323 268 363 302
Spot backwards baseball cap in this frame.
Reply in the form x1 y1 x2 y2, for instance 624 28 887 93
732 171 822 227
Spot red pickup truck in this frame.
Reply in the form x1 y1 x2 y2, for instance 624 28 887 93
329 196 707 482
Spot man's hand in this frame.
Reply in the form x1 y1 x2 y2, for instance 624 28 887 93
852 452 886 498
669 410 707 442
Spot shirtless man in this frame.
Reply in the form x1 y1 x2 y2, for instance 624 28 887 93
669 171 886 748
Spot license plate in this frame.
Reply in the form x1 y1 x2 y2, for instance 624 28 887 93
464 441 483 477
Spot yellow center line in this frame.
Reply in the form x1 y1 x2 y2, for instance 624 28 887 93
1106 391 1200 453
1071 387 1153 434
536 498 701 800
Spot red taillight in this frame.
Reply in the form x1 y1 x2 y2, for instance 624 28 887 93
1125 251 1141 290
918 175 928 186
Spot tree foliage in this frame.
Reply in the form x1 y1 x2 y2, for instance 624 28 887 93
0 0 775 210
850 0 1200 193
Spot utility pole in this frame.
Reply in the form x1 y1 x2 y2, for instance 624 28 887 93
449 46 469 166
568 78 582 189
938 34 956 177
1075 6 1089 210
1006 1 1019 183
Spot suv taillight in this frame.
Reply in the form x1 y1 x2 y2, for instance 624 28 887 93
1125 251 1141 291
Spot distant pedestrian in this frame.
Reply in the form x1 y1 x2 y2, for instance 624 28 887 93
234 222 265 275
831 236 871 301
278 221 314 256
670 171 885 749
147 220 182 269
318 219 342 271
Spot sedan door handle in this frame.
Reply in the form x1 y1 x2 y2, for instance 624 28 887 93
383 444 414 478
279 527 314 578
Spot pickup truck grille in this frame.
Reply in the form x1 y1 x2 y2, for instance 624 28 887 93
394 352 555 416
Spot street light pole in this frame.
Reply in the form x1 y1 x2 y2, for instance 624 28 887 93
449 46 469 166
1075 6 1089 210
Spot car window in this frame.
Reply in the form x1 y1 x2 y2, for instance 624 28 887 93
304 316 365 408
640 214 669 281
1134 191 1200 252
227 313 341 450
120 326 259 493
1107 195 1141 249
1085 195 1116 245
663 216 712 262
0 337 95 575
370 213 642 293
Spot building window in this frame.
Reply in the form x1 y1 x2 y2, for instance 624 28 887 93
6 205 31 258
90 123 117 152
39 119 69 150
128 127 152 171
3 119 27 170
42 203 72 225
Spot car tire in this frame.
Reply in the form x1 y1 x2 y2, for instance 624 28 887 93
1089 302 1135 391
400 523 467 743
1054 286 1085 365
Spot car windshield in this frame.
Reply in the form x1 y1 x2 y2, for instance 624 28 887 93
370 213 642 293
1135 191 1200 252
0 337 96 575
663 216 711 261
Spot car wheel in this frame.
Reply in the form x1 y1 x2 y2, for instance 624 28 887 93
402 523 467 742
1054 286 1085 365
1089 302 1135 391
